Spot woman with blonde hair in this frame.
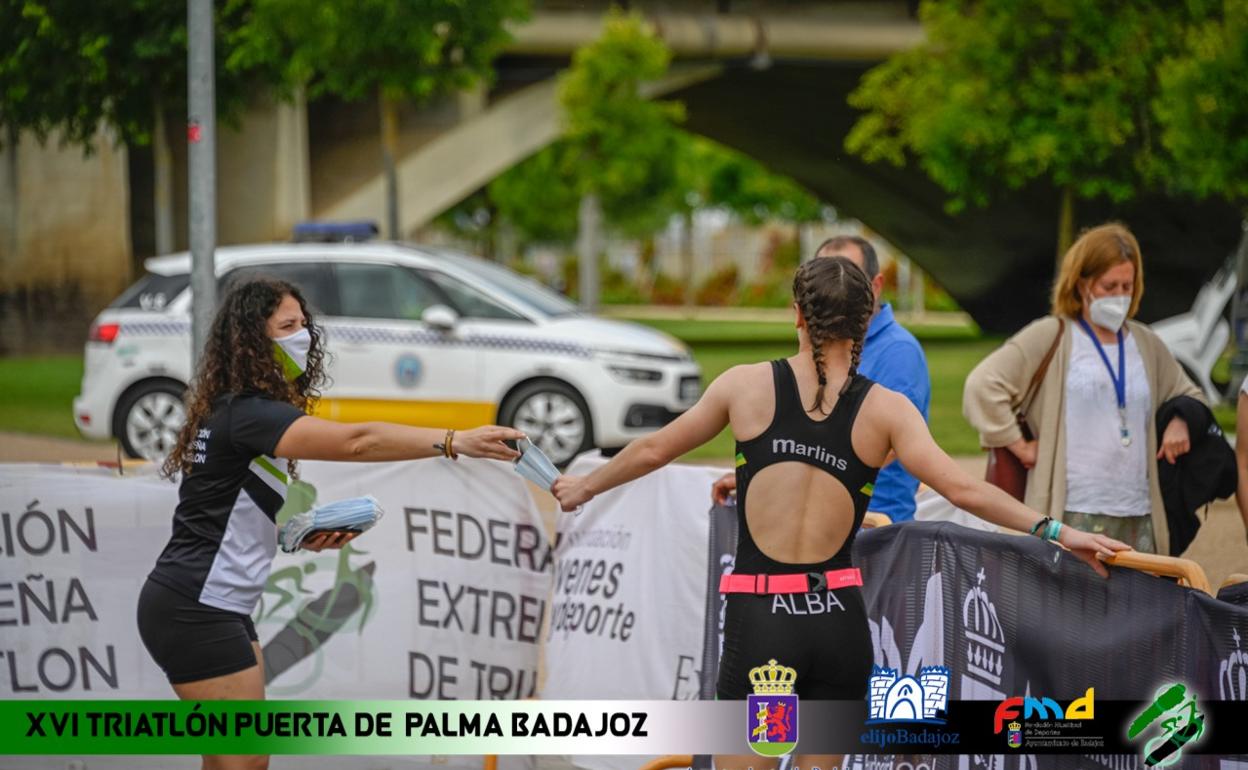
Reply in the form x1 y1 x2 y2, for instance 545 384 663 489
964 222 1203 553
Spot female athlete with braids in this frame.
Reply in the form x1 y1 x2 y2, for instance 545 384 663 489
553 257 1127 766
138 277 522 770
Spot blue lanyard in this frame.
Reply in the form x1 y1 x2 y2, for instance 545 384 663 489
1076 317 1125 409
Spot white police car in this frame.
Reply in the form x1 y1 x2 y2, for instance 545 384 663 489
73 242 702 466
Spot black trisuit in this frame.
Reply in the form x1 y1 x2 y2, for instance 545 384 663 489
717 359 880 699
137 393 303 684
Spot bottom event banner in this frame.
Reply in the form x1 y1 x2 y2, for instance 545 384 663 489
5 699 1248 757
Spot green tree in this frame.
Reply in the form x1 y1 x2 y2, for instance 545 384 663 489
1155 0 1248 207
845 0 1215 256
230 0 529 239
688 135 822 226
489 143 581 244
554 9 685 309
0 0 272 255
0 0 263 149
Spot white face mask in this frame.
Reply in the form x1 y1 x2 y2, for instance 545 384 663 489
272 328 311 380
1088 294 1131 332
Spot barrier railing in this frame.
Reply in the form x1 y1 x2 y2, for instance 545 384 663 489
1103 550 1213 595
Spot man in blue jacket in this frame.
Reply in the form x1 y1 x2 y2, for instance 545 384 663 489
711 235 932 522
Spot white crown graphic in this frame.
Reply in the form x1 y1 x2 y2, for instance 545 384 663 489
963 568 1005 686
1220 628 1247 702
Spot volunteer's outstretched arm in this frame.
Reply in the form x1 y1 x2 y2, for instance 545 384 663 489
881 389 1131 577
275 417 523 462
552 368 737 511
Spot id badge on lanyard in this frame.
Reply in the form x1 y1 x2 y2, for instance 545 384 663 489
1077 318 1130 446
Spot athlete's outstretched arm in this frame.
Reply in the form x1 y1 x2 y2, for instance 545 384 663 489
552 368 737 511
274 417 523 463
883 391 1130 577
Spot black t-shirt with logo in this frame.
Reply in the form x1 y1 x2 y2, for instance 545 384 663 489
147 393 305 615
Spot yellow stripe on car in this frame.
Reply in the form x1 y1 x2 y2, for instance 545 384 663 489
313 399 497 429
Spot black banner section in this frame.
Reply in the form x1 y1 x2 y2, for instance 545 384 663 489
701 515 1248 769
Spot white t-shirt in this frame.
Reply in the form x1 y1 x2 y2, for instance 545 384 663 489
1064 329 1152 516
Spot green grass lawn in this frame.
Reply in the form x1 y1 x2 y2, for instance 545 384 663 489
635 317 981 345
0 355 86 439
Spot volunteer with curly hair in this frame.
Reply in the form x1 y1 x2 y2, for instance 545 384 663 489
137 277 523 770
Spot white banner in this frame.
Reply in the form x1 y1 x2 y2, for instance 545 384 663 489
0 458 550 770
541 454 724 770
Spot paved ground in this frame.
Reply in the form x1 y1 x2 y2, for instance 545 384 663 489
0 431 121 463
3 432 1245 590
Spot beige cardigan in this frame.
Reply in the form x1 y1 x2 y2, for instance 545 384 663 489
963 316 1202 555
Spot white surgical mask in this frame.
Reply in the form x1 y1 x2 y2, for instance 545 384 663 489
1088 294 1131 333
272 327 311 380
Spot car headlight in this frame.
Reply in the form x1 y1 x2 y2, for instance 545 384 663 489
592 347 691 363
607 365 664 384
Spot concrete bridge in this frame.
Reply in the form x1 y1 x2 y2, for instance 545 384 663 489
3 1 1239 350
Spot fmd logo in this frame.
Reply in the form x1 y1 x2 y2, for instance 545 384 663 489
993 688 1095 733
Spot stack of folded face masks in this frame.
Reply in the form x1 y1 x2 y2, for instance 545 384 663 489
279 495 385 553
513 437 560 491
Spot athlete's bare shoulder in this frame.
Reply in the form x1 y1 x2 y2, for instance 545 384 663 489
712 361 778 439
859 383 920 427
707 360 772 394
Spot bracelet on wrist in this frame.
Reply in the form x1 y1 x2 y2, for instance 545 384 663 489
445 428 458 460
1030 516 1050 537
1045 520 1062 543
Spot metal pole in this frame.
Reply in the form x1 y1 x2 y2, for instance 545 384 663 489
577 192 600 313
1228 219 1248 396
380 95 401 240
188 0 217 366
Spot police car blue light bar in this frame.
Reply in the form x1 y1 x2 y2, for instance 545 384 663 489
292 220 379 243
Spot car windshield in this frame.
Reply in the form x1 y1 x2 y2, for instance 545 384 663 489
427 249 579 318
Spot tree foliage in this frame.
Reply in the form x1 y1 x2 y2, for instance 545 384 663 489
686 136 823 225
228 0 528 104
554 8 687 237
0 0 264 148
845 0 1217 214
487 129 825 247
489 145 581 243
482 10 822 247
1155 0 1248 204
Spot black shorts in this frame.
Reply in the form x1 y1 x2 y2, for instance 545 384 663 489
716 584 873 699
137 577 259 684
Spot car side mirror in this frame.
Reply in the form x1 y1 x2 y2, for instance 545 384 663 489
422 304 459 332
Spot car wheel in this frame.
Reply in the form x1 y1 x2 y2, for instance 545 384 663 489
499 381 593 468
115 381 187 461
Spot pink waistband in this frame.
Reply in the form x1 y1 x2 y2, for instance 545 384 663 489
719 567 863 594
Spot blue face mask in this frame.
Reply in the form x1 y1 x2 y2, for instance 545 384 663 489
272 328 311 381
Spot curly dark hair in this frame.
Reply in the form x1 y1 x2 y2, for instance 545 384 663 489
792 256 875 413
162 277 327 478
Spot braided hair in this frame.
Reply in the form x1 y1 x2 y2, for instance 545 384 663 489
791 256 874 414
